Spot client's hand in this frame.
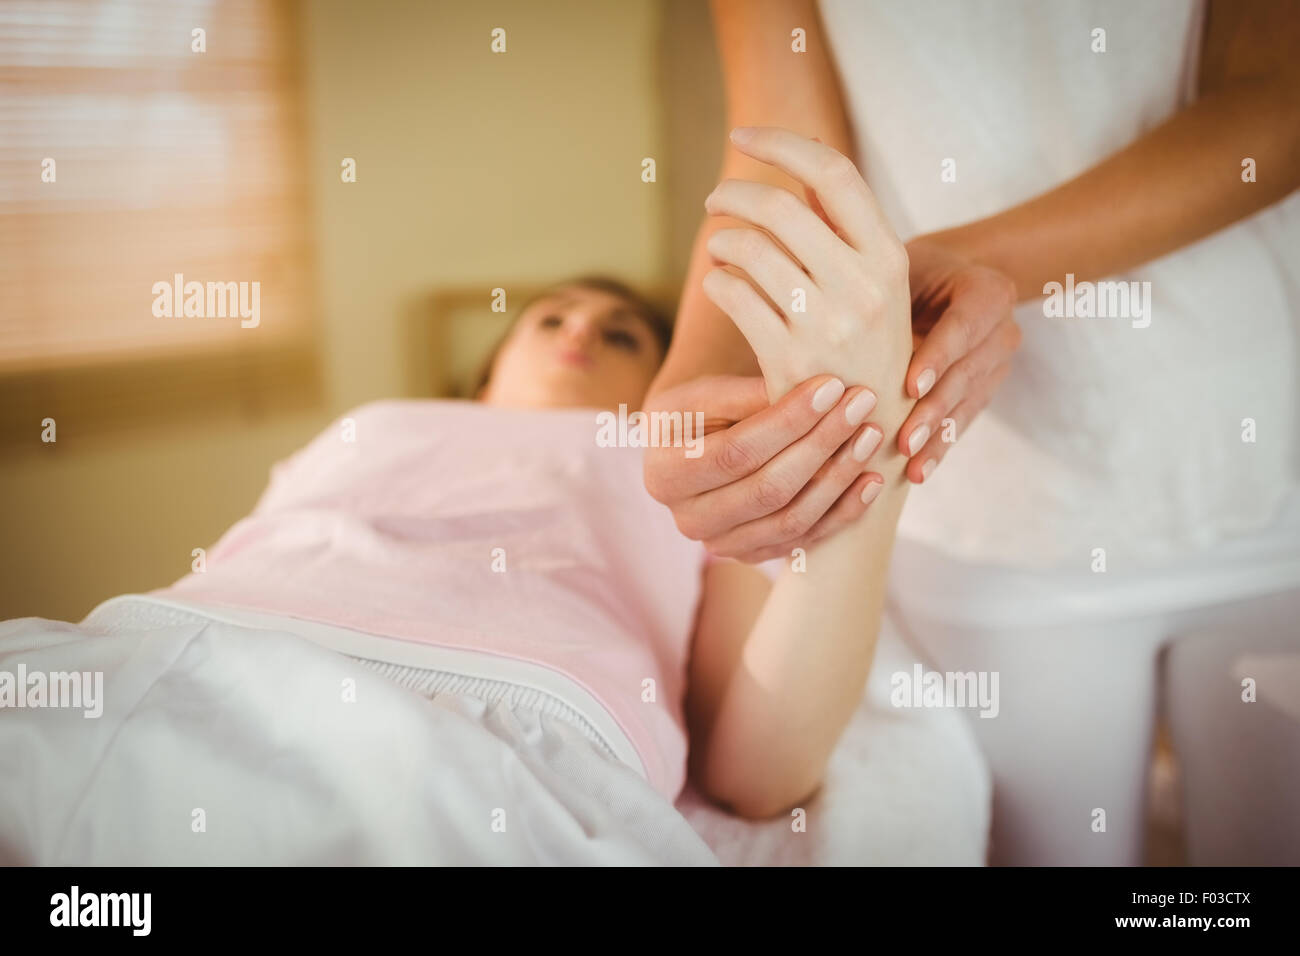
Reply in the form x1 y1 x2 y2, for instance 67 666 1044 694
701 127 913 421
643 374 887 563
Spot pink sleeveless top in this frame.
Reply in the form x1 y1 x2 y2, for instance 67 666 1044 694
152 399 707 802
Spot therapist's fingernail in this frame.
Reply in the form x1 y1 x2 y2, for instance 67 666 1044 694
907 423 931 456
812 378 845 412
915 368 936 398
730 126 756 144
921 459 937 481
853 425 883 462
860 477 884 505
844 389 877 425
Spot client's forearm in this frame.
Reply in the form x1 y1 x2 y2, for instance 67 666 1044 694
699 472 909 819
676 126 916 818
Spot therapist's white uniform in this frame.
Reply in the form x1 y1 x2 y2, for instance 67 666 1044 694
818 0 1300 864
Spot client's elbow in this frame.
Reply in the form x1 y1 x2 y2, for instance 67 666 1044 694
699 769 825 822
726 784 823 823
689 737 825 821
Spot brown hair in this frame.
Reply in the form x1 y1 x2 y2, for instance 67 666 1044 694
470 275 673 397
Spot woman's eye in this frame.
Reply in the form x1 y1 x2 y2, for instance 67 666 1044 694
538 314 562 329
603 329 640 351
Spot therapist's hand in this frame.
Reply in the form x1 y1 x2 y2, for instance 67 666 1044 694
896 237 1022 484
642 374 887 563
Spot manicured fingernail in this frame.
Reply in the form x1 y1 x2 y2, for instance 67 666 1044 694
915 368 936 398
921 459 936 481
860 478 884 505
730 126 755 144
844 389 877 425
812 378 845 412
907 423 931 456
853 425 883 462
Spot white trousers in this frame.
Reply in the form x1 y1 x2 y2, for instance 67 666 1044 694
887 493 1300 866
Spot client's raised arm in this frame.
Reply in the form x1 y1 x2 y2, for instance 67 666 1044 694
679 129 915 819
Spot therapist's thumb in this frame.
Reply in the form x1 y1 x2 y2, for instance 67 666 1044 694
645 374 770 429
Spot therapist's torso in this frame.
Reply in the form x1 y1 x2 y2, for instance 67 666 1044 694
818 0 1300 569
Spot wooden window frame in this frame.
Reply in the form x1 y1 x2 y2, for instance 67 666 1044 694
0 0 323 449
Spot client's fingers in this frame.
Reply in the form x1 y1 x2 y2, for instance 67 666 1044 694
701 420 883 557
727 126 888 254
643 374 846 505
706 228 823 324
705 180 844 289
702 266 789 360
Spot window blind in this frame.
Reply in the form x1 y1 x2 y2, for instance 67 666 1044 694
0 0 315 372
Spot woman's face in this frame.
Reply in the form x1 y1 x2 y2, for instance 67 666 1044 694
480 285 666 411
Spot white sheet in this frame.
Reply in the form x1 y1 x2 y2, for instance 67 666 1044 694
0 598 990 865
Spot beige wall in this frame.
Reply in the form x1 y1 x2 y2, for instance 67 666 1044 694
661 0 726 281
302 0 671 412
1 0 720 623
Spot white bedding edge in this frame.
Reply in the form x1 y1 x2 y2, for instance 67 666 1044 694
84 594 648 786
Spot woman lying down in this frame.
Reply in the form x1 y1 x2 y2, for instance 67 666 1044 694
0 132 949 865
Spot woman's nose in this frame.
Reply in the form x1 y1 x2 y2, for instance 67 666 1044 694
561 318 599 347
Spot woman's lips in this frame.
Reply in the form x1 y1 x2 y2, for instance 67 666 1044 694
558 349 595 369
